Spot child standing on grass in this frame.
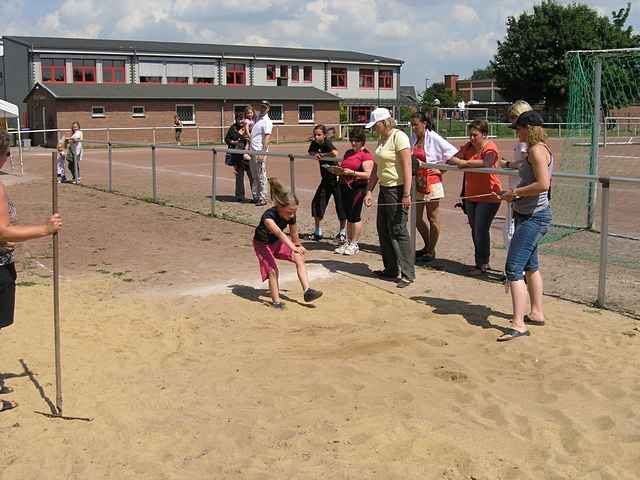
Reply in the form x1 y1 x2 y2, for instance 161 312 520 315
56 141 68 183
253 177 323 308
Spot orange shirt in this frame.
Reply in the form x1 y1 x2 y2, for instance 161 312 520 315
460 140 502 203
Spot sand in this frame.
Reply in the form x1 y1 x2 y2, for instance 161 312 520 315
2 262 640 479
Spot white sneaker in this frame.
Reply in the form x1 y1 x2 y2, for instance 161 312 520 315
334 242 349 254
343 242 359 256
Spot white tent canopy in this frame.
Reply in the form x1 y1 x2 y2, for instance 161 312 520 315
0 99 24 175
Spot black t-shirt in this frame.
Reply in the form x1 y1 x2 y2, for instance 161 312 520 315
308 139 337 166
254 207 296 244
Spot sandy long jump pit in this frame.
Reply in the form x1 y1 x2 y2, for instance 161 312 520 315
1 167 640 479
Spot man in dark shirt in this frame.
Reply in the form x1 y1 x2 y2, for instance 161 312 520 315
225 114 253 202
308 126 346 241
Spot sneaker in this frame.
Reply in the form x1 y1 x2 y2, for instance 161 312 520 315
271 301 285 309
343 242 359 256
335 232 346 243
397 276 414 289
303 288 323 302
373 270 398 280
334 242 349 254
255 199 267 207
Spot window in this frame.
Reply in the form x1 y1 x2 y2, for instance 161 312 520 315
194 77 214 85
331 67 347 88
132 106 145 118
359 69 374 89
167 76 188 84
140 76 162 83
291 66 299 82
72 59 96 83
103 60 125 83
303 66 312 82
269 105 283 124
266 64 276 81
91 106 105 118
41 58 66 83
379 69 393 89
350 106 373 124
176 104 195 125
298 105 314 123
279 65 288 79
226 63 246 85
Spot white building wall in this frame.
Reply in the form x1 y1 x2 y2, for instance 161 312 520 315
32 55 42 84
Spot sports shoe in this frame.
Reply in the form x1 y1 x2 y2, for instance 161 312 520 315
271 301 285 309
334 242 349 254
303 288 323 302
255 199 267 207
335 232 346 243
343 242 359 256
397 276 414 288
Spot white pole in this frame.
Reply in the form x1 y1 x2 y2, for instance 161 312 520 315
587 59 602 230
17 116 24 176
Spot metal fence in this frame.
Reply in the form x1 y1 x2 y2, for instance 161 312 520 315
7 120 590 150
67 139 640 313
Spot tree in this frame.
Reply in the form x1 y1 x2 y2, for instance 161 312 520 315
419 82 462 110
491 1 639 108
469 65 495 80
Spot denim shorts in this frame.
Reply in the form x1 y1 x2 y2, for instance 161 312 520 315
505 207 552 281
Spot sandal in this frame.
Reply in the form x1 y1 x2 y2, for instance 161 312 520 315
497 328 530 342
0 399 18 412
524 315 546 326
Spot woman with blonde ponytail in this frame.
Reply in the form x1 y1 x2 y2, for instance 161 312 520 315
253 177 323 308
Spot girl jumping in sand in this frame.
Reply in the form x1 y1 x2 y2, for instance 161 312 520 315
253 177 323 308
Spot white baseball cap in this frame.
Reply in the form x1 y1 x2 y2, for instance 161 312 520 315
365 107 392 128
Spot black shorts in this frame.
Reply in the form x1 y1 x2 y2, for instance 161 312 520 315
0 263 17 329
340 182 367 223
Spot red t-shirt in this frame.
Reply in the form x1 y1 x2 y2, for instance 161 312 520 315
412 146 442 185
460 140 502 203
340 148 373 186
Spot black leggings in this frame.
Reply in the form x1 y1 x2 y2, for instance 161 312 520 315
340 183 367 223
311 173 346 221
0 263 16 329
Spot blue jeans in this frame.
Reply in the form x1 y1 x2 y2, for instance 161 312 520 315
465 201 500 267
505 207 552 281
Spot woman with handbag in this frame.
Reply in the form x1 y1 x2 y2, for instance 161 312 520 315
410 112 458 262
225 114 253 202
448 119 503 275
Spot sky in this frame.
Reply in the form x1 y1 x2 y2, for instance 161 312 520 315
2 0 639 92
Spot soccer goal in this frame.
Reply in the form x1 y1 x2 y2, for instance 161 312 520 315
560 47 640 230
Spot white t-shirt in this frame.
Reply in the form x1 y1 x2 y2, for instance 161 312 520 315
71 130 83 156
509 141 528 187
250 114 273 152
410 130 458 164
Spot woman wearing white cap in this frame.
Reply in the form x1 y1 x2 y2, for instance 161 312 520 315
364 108 415 287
